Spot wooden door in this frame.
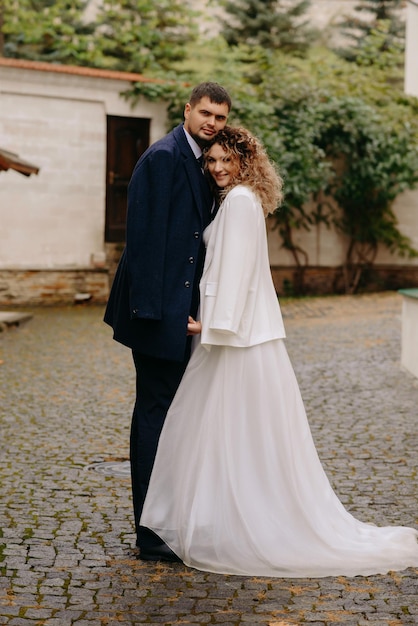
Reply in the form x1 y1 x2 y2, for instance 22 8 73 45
105 116 150 242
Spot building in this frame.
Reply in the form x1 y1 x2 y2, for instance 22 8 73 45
0 58 167 304
0 1 416 303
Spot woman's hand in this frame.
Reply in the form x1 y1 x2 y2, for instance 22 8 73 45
187 316 202 335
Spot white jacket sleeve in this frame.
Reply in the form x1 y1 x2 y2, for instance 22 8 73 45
209 191 258 334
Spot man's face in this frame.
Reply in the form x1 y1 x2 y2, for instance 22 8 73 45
184 96 229 147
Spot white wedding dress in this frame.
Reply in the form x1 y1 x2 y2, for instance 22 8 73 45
141 209 418 578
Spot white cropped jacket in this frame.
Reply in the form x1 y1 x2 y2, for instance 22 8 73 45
200 185 286 349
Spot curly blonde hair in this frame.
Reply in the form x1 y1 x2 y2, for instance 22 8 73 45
203 126 283 216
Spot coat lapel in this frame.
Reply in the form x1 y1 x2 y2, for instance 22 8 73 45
173 126 212 226
200 204 223 279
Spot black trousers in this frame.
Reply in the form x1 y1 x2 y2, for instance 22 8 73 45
131 348 190 549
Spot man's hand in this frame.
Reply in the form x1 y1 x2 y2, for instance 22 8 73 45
187 316 202 335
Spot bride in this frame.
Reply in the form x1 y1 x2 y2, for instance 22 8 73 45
140 126 418 577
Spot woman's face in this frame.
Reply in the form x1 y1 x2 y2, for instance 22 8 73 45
206 143 240 188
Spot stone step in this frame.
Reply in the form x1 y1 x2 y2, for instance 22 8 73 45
0 311 33 330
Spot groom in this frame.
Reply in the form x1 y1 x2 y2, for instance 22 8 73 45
104 82 231 561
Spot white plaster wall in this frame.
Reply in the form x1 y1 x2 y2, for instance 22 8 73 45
267 188 418 268
0 65 167 269
405 1 418 98
267 218 348 267
0 92 105 268
0 67 168 144
374 190 418 265
400 293 418 377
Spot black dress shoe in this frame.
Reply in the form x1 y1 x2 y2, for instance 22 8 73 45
138 543 182 563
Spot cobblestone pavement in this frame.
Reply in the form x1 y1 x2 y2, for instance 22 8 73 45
1 292 417 625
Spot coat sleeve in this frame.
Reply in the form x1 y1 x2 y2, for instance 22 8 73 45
126 148 174 320
209 191 259 334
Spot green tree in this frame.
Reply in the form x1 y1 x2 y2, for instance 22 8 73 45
94 0 198 73
1 0 95 64
220 0 316 56
336 0 405 62
316 97 418 293
259 53 418 293
0 0 198 74
132 43 418 294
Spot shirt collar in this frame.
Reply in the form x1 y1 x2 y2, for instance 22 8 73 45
183 126 202 160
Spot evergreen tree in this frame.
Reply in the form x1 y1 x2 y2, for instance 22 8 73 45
94 0 198 73
220 0 316 56
336 0 405 62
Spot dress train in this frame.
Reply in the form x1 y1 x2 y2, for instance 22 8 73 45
141 338 418 577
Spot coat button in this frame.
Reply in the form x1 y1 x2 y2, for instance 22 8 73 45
194 231 199 239
188 257 194 264
184 281 191 288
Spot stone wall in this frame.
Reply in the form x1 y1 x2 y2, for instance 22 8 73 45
0 269 109 305
271 265 418 297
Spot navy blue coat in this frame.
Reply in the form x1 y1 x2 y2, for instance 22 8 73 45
104 124 213 362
